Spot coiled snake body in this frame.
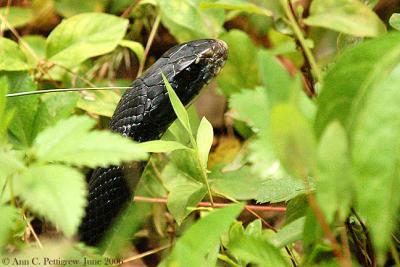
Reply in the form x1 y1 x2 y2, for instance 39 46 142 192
79 39 228 245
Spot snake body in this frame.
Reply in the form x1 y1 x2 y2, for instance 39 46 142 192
79 39 228 245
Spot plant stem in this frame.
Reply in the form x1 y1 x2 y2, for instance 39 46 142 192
218 254 241 267
6 87 131 98
138 13 161 76
133 196 286 212
281 0 323 84
121 244 171 264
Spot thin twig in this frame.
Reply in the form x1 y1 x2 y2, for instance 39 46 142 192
137 13 161 76
23 214 43 249
120 0 141 18
281 0 322 84
6 87 131 97
120 243 171 264
340 225 352 266
133 196 286 212
306 192 347 265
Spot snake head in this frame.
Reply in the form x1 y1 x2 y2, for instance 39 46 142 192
159 39 229 104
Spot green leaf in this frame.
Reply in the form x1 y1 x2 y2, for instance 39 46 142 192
352 63 400 259
315 33 400 138
304 0 386 37
19 35 46 67
32 116 147 168
77 89 120 117
199 0 272 16
32 92 79 139
218 30 259 96
0 38 30 71
161 164 206 223
256 177 311 203
0 149 25 183
138 140 189 153
163 73 192 136
158 0 224 42
0 7 34 29
271 104 317 179
46 13 128 67
211 166 264 200
0 204 19 250
270 217 305 248
2 72 38 147
316 121 352 222
16 164 86 236
285 195 308 225
228 234 290 267
54 0 106 17
258 50 292 105
229 87 269 131
119 39 144 65
160 203 244 267
167 180 206 224
196 117 213 168
0 85 13 145
248 128 283 178
389 13 400 31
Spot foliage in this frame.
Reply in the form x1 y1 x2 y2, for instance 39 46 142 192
0 0 399 266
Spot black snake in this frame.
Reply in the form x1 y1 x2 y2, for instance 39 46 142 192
79 39 228 245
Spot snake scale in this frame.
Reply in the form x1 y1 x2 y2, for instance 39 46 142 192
78 39 228 245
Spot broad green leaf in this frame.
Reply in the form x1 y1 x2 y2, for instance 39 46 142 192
285 195 308 225
218 30 259 96
0 38 30 71
163 73 192 136
256 177 311 203
119 40 144 65
229 87 269 131
160 203 243 267
352 63 400 259
317 122 352 222
32 92 79 139
196 117 213 168
389 13 400 31
19 35 46 66
200 0 272 16
0 205 19 250
77 89 120 117
32 116 148 168
0 149 25 181
16 164 86 236
304 0 386 37
167 180 207 224
158 0 224 42
0 7 34 29
258 50 292 105
2 72 38 147
162 164 206 223
0 85 13 144
211 166 264 200
228 234 290 267
270 217 305 248
46 13 128 67
315 33 400 138
271 104 317 179
248 128 283 178
138 140 189 153
54 0 106 17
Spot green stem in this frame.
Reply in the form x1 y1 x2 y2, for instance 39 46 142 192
194 146 214 206
281 0 323 83
217 254 241 267
6 86 131 97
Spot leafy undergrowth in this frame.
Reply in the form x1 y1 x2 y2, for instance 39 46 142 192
1 0 400 266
